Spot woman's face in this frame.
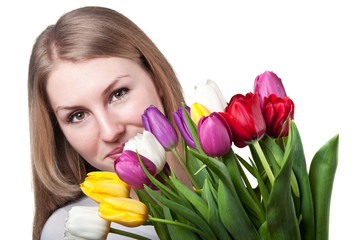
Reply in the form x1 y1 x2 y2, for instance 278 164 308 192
46 57 164 172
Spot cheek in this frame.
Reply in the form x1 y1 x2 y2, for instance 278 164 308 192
62 125 99 162
136 88 165 114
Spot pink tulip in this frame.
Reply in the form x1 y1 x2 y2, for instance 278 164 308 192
198 112 232 157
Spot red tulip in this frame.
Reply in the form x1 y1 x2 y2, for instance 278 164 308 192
222 93 266 148
263 94 295 138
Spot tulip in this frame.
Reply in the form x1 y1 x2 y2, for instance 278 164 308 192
221 93 266 148
194 79 227 113
198 112 232 157
80 172 130 203
190 102 210 126
114 150 157 189
64 206 110 240
142 105 178 151
172 105 197 148
263 94 295 138
254 71 287 108
124 130 166 174
99 197 148 227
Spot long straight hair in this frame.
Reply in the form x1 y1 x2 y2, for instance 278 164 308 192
28 6 184 239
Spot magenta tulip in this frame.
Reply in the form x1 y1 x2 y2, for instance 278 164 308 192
114 150 157 189
198 112 232 157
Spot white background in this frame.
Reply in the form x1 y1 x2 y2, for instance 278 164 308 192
1 0 359 239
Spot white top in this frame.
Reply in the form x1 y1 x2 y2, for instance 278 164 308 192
41 196 159 240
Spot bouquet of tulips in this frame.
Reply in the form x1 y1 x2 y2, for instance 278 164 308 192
66 71 338 240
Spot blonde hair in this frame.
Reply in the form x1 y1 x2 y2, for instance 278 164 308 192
28 6 184 239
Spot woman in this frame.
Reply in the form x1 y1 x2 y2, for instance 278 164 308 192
28 6 188 239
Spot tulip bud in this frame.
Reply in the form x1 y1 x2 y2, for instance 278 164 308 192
124 130 166 174
99 197 148 227
64 206 110 240
114 150 157 189
142 105 178 151
172 105 196 148
190 102 210 126
194 79 227 113
254 71 287 108
80 172 130 203
222 93 266 148
263 94 295 138
198 112 232 157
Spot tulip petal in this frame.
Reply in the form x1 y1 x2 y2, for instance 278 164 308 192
198 113 232 156
80 172 130 203
99 198 148 227
65 206 110 240
142 105 178 151
114 150 157 189
124 131 166 174
172 105 197 148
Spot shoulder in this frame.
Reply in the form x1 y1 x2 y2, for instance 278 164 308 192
41 196 96 240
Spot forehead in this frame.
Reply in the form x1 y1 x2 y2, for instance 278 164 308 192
45 57 151 107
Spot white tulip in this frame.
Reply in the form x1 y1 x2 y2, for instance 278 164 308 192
124 130 166 174
64 206 110 240
194 79 227 113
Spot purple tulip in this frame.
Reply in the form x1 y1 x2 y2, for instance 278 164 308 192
114 150 157 189
172 105 196 149
142 105 178 151
254 71 287 109
198 112 232 157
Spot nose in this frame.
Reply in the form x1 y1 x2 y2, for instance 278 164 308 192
98 112 125 143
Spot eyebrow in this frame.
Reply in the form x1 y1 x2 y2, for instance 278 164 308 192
55 75 130 114
101 75 129 98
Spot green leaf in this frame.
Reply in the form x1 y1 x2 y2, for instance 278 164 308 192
222 150 265 227
309 134 339 240
162 206 201 240
201 178 232 240
170 176 209 219
259 221 271 240
144 185 217 240
185 143 211 188
136 151 192 209
188 148 235 196
236 153 257 177
289 122 315 240
266 122 301 240
148 204 172 240
218 180 260 240
250 160 269 209
261 135 300 198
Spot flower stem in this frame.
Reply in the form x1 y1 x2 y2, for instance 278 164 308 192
172 148 200 189
252 140 275 185
109 227 152 240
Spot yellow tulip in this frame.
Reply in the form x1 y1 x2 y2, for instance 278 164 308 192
80 171 130 203
99 198 148 227
190 102 210 125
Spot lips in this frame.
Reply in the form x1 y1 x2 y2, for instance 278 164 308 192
106 145 125 160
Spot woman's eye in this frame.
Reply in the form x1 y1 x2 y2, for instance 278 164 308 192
67 112 87 123
110 88 129 103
